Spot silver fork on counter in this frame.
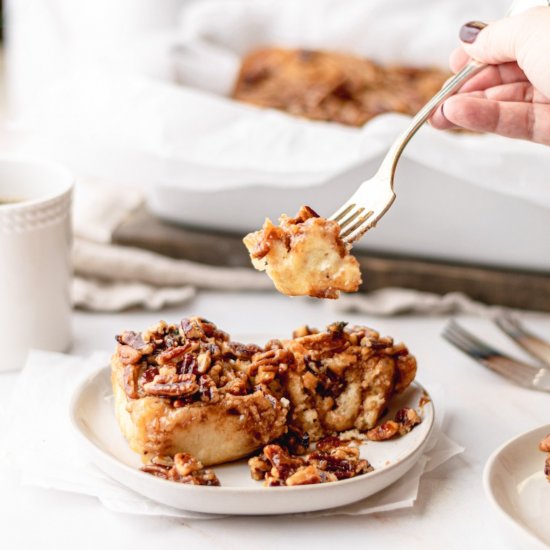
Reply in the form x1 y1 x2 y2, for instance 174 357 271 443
330 0 550 245
442 319 550 392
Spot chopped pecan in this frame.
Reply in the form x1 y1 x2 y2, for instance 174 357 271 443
196 351 212 374
367 407 422 441
286 465 337 486
248 349 292 376
539 434 550 453
367 420 400 441
143 373 199 398
248 455 271 481
277 428 310 455
198 375 219 402
180 318 205 340
123 364 141 399
395 407 422 435
157 344 191 366
173 452 203 476
179 354 198 375
545 455 550 481
141 453 220 486
116 331 153 353
118 344 142 365
315 436 345 451
263 444 306 481
225 378 247 396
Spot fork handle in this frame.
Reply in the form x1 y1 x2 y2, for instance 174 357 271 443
378 58 486 184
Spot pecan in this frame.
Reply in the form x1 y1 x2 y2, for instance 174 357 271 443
157 344 191 366
141 453 220 486
116 331 152 352
292 325 317 339
225 342 263 360
123 364 141 399
286 465 336 486
143 373 199 398
315 436 345 452
278 428 310 455
196 351 212 374
262 444 306 482
198 375 219 402
179 354 198 375
545 455 550 481
118 344 142 365
225 378 247 396
539 434 550 453
367 420 400 441
180 318 205 340
248 349 292 376
173 452 203 476
395 407 421 435
367 408 422 441
256 364 278 385
248 455 271 481
140 366 159 385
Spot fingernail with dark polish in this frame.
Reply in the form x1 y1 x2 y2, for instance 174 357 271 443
459 21 487 43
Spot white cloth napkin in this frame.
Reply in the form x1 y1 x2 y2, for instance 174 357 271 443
0 350 464 520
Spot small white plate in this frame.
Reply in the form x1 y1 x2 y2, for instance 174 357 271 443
70 366 434 515
483 424 550 550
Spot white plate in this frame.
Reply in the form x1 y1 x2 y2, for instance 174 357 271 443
70 366 434 515
483 425 550 550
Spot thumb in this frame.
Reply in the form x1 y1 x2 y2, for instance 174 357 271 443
459 16 528 66
459 7 550 97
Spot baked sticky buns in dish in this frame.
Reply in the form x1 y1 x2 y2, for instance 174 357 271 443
243 206 361 299
233 47 449 127
112 317 417 478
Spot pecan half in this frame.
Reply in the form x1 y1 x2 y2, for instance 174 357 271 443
157 344 191 366
367 420 400 441
539 434 550 453
118 344 142 365
143 373 199 397
123 364 141 399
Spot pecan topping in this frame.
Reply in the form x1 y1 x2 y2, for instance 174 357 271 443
249 439 372 486
141 454 220 486
143 373 199 397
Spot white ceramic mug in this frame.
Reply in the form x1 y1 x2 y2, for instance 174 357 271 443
0 157 74 371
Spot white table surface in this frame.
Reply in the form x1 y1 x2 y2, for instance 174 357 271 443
1 290 549 550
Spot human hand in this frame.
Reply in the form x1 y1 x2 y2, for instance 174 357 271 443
430 7 550 146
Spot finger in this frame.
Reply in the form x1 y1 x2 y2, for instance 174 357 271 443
440 94 550 145
457 62 526 94
429 103 458 130
449 47 470 73
481 81 550 104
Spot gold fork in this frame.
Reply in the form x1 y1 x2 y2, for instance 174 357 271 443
331 0 550 245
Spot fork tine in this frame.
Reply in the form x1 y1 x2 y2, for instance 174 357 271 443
340 211 374 240
330 204 355 224
339 206 366 230
443 321 499 358
495 315 550 367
